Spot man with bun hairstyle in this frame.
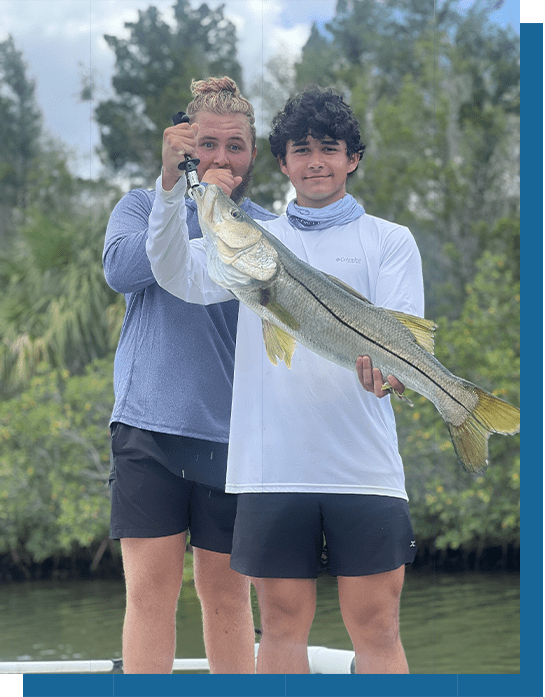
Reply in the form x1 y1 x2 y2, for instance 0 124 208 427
103 77 276 674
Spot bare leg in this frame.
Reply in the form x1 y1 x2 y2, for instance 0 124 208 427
193 548 256 673
120 533 186 673
252 577 316 674
338 565 409 674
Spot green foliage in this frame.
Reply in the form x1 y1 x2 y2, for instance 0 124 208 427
399 249 520 559
0 35 43 245
0 1 520 572
0 359 114 567
0 36 124 394
95 0 243 186
0 181 123 393
285 0 520 318
249 137 292 212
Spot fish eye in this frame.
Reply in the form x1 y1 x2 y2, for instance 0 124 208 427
230 209 242 219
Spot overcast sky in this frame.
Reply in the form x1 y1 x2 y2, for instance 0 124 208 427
1 0 522 179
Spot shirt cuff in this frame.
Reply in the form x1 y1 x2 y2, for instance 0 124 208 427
157 172 187 200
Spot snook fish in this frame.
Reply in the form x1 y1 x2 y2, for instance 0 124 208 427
190 184 520 473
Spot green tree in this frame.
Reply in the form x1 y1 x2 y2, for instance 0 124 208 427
94 0 243 186
399 247 520 565
0 39 124 393
0 35 43 246
291 0 519 317
0 42 124 577
244 49 298 211
0 179 123 393
435 8 520 310
0 359 115 576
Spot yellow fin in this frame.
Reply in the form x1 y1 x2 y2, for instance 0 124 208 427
326 272 436 354
385 309 437 354
262 320 296 368
268 301 300 331
471 388 520 435
259 289 300 330
325 273 373 304
446 387 520 473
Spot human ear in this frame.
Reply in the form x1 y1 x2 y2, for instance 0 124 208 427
347 153 359 173
278 155 289 175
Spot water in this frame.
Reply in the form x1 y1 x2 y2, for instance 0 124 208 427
0 570 519 674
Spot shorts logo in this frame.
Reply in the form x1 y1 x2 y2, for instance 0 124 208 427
410 540 416 547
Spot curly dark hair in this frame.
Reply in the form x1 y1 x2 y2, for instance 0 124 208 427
269 86 365 171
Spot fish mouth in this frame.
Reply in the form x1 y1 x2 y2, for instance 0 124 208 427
188 184 206 203
196 184 222 225
191 184 224 245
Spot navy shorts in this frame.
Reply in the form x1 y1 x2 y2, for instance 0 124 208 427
109 422 238 554
230 492 417 578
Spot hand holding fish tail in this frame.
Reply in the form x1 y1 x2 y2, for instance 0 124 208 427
356 355 406 400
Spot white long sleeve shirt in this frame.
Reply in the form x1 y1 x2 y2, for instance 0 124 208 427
147 176 425 498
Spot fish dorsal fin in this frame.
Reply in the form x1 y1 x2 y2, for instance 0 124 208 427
325 273 373 304
326 272 436 354
384 309 437 354
262 320 297 368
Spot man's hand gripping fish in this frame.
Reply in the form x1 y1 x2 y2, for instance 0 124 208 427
190 184 520 474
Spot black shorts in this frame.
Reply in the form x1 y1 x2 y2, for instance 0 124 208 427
230 492 417 578
109 422 237 554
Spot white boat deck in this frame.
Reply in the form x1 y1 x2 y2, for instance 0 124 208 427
0 645 355 674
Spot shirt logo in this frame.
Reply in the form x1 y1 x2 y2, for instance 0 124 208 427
410 540 416 548
336 257 361 264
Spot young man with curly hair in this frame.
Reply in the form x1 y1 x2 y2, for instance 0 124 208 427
147 85 424 674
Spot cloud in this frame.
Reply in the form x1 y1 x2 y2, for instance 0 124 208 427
2 0 518 179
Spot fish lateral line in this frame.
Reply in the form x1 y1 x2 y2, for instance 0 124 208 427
280 265 475 418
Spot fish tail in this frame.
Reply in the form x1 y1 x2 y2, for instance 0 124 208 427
447 387 520 473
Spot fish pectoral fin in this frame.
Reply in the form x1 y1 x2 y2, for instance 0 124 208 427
262 320 297 368
384 310 437 355
267 301 300 331
325 273 373 304
259 290 300 331
381 383 414 407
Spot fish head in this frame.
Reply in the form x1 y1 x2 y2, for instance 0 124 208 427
193 184 278 288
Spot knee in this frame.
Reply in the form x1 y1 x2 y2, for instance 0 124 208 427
195 564 251 612
121 535 186 614
345 604 401 649
370 612 400 649
197 579 250 611
126 569 183 614
259 590 316 640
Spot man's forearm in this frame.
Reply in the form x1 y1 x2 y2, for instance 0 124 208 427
146 175 233 305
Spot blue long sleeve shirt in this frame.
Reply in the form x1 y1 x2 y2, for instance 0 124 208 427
103 187 276 449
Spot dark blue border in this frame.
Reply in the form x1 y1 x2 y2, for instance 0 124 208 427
517 18 544 697
22 20 542 697
18 671 544 697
